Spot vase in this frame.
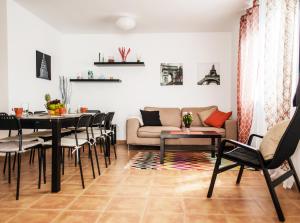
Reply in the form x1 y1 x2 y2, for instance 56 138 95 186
184 123 191 128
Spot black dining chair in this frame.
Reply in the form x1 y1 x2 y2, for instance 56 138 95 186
102 112 117 164
86 110 101 114
0 115 43 199
0 112 12 175
89 113 108 168
207 107 300 222
44 114 94 188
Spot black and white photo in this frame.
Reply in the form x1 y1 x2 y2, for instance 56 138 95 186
36 50 51 80
160 63 183 86
197 63 220 85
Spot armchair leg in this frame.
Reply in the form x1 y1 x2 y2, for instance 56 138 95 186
236 165 244 185
207 155 222 198
288 158 300 192
262 168 285 222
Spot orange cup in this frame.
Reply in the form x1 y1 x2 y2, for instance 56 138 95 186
13 108 23 118
80 107 87 113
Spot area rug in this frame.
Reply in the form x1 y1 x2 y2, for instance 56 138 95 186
126 151 234 171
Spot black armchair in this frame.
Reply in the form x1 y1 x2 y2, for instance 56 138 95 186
207 107 300 222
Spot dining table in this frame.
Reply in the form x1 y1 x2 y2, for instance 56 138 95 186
20 113 81 193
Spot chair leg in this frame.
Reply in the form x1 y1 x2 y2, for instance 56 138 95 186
8 152 11 184
288 158 300 192
88 144 95 179
3 153 8 174
93 144 101 175
12 152 17 171
29 149 33 164
236 165 244 185
262 168 285 222
113 144 117 159
38 149 42 189
100 138 108 168
207 155 222 198
16 153 22 200
106 137 111 164
43 149 46 184
32 149 35 164
62 148 65 175
78 150 85 189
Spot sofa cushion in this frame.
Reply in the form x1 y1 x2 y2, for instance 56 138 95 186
181 106 218 126
189 127 225 137
198 107 217 127
138 126 181 138
204 110 232 128
140 110 162 126
144 107 181 127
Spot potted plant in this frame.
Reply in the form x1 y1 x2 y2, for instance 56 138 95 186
182 112 193 128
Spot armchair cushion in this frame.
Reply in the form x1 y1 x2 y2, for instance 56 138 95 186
259 119 290 160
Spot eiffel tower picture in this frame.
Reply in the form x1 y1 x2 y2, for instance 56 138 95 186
197 63 220 85
36 51 51 80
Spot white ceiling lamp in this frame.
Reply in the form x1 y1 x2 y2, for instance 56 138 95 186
116 16 136 31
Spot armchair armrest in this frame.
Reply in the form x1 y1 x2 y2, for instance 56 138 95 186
219 139 265 165
247 134 263 145
224 119 237 140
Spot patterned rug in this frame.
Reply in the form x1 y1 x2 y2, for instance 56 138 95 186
126 151 234 171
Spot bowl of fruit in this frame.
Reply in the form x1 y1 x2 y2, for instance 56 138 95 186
45 94 66 116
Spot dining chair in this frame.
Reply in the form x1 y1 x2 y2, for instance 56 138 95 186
207 107 300 222
0 112 12 175
44 114 94 188
102 112 117 163
0 115 43 200
89 113 108 169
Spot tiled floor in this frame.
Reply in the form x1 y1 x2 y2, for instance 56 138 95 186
0 145 300 223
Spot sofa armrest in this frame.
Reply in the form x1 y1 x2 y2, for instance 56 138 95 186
225 119 237 140
126 118 141 145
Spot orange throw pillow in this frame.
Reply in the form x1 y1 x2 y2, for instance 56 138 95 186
204 110 232 128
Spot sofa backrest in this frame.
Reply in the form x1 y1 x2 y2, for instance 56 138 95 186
144 107 181 127
181 106 218 126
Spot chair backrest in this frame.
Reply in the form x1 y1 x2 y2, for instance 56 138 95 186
86 110 101 114
92 113 106 127
267 107 300 169
76 114 93 129
0 113 12 136
0 115 21 131
104 112 115 130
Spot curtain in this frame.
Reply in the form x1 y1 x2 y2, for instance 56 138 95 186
237 0 260 143
263 0 298 130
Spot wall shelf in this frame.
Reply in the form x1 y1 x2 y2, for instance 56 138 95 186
94 62 145 66
70 79 122 83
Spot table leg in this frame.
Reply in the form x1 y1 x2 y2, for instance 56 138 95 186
160 137 165 164
51 119 61 192
211 138 216 158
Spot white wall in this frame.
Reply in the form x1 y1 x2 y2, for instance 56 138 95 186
61 33 234 139
6 0 62 111
0 0 9 113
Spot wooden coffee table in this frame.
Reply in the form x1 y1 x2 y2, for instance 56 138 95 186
160 130 222 164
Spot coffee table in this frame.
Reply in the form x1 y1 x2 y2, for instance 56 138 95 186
160 130 222 164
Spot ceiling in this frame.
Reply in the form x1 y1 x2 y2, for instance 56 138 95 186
14 0 247 34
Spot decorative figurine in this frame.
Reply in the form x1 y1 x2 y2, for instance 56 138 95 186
118 47 131 62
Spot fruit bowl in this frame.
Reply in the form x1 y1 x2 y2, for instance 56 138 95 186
46 99 66 116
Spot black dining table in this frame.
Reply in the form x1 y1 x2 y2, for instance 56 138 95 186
20 114 81 192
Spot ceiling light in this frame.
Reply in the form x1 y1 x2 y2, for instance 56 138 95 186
116 16 136 31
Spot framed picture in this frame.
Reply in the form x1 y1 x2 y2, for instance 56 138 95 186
197 63 220 85
36 50 51 80
160 63 183 86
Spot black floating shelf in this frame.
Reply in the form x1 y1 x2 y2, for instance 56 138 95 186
94 61 145 66
70 79 122 83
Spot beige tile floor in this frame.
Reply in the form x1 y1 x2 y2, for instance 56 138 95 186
0 145 299 223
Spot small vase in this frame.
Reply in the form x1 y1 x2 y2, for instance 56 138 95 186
184 123 191 128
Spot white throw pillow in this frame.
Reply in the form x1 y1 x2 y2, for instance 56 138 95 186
259 119 290 160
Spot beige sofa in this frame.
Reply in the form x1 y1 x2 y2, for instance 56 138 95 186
126 106 237 146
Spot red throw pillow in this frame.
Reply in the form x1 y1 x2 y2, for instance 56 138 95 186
204 110 232 128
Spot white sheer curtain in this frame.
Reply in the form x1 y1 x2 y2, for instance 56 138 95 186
251 0 299 188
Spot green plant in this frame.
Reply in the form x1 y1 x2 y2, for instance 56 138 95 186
45 93 51 102
182 112 193 126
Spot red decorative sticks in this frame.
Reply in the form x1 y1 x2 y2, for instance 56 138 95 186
118 47 131 62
